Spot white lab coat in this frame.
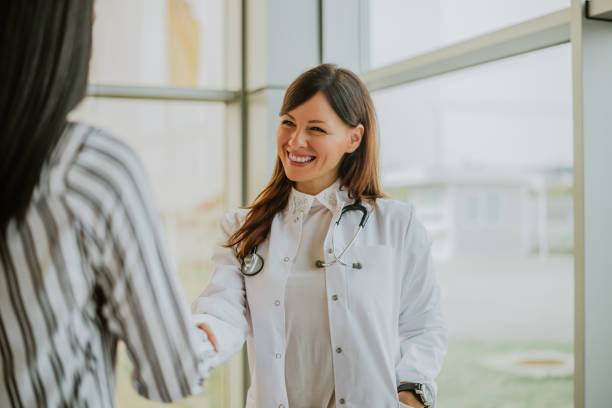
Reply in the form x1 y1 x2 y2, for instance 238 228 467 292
192 187 447 408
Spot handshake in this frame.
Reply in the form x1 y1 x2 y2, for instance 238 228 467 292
196 322 219 352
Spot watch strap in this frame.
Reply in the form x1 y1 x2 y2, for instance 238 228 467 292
397 382 432 407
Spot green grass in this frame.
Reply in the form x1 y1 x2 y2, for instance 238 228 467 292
437 339 573 408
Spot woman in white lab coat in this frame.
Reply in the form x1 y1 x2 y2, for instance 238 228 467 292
193 64 447 408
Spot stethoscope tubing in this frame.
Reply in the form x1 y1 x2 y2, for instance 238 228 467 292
240 200 368 276
314 223 364 269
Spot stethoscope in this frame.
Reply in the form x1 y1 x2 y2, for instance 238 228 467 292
240 201 370 277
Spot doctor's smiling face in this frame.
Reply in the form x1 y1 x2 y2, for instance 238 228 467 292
277 92 364 195
225 65 382 260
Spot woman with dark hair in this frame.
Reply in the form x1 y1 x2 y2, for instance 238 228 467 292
0 2 215 407
193 64 447 407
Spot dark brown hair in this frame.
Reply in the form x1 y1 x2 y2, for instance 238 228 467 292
226 64 384 258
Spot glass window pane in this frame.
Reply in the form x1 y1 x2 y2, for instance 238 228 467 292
69 99 227 408
369 0 570 68
373 44 573 407
90 0 226 89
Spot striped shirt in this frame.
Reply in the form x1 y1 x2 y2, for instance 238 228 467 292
0 123 215 407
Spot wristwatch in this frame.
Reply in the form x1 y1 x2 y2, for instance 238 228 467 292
397 382 432 407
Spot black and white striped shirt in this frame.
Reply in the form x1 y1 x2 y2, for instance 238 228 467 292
0 123 215 407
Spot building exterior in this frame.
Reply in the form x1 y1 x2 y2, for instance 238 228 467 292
384 167 573 260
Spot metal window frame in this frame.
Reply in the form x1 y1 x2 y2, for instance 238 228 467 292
357 3 612 408
85 3 246 407
86 84 239 102
85 2 611 407
361 8 571 92
587 0 612 20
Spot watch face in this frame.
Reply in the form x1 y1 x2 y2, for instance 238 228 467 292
415 385 432 406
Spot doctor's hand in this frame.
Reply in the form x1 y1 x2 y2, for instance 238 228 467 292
398 389 424 408
196 322 218 352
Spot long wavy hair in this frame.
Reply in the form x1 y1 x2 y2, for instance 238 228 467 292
226 64 384 259
0 0 93 233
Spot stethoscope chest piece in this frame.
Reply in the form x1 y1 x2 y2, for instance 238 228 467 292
241 246 264 276
316 260 363 269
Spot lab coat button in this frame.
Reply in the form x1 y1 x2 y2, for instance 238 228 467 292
275 353 282 359
283 257 290 262
274 300 281 306
336 347 342 354
328 248 333 254
339 398 346 404
331 295 338 301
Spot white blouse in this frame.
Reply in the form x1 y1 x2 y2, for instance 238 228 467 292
284 184 339 408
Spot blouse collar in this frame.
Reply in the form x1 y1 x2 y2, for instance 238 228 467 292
289 180 341 215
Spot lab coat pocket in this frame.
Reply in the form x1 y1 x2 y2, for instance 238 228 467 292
345 245 396 313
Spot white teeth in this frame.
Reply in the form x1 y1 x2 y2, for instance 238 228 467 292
289 152 314 163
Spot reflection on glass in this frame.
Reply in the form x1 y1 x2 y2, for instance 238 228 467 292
373 44 574 407
70 99 227 408
90 0 225 89
369 0 570 68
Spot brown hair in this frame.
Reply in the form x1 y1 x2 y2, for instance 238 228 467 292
226 64 384 259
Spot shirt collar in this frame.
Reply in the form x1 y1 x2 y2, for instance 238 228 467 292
290 179 341 215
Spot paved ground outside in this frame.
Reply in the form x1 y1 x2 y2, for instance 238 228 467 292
437 255 573 340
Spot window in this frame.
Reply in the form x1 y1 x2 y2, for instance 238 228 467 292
374 44 574 406
369 0 570 68
70 98 228 408
91 0 226 89
77 0 239 405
